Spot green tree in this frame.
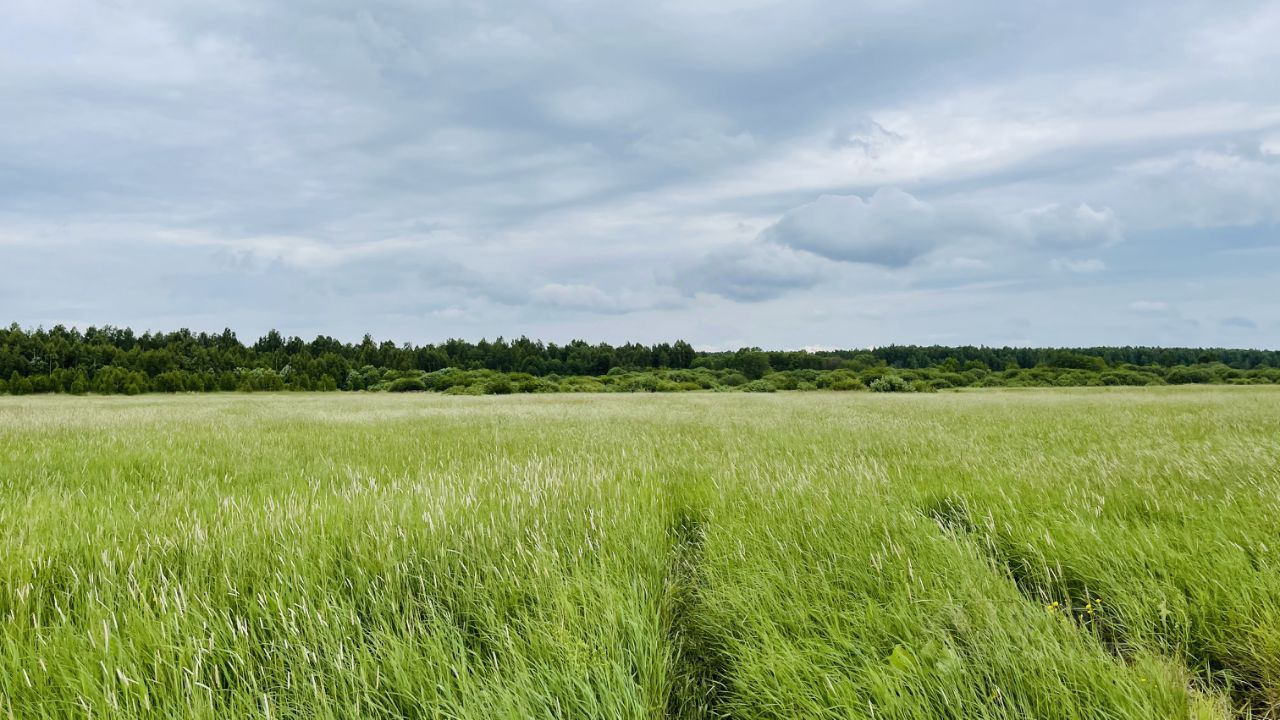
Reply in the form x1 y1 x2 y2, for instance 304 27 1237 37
734 350 772 380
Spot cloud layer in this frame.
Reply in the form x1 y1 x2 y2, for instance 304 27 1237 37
2 0 1279 347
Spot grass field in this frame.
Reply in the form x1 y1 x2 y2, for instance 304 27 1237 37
1 388 1278 719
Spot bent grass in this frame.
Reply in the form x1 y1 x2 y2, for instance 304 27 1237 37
0 388 1277 718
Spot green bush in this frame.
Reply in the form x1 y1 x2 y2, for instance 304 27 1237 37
767 373 799 390
740 380 777 393
1101 371 1159 387
561 378 606 393
1166 367 1213 385
516 378 556 393
484 378 514 395
619 375 659 392
870 375 913 393
388 377 428 392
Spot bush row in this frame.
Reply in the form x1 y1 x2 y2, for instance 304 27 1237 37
4 360 1278 396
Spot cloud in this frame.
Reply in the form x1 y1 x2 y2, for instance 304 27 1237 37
1129 300 1173 316
1018 204 1122 249
760 189 953 267
674 243 829 301
829 118 905 157
1051 258 1107 273
760 188 1121 268
2 1 1280 346
1222 316 1258 329
1120 149 1280 227
529 283 683 314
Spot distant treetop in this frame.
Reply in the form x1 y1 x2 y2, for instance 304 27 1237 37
1 323 1276 395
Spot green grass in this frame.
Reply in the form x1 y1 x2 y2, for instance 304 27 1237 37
1 388 1278 718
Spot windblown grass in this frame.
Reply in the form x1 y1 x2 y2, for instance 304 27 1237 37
0 388 1277 718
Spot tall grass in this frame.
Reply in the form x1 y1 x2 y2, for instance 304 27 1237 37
0 388 1277 718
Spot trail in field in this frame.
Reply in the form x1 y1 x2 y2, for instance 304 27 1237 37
663 508 728 720
924 494 1245 718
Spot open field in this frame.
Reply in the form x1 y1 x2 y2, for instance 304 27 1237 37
2 388 1279 718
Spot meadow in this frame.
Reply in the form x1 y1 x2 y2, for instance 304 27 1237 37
1 388 1278 719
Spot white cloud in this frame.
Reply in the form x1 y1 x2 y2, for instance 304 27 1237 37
1129 300 1172 316
1051 258 1107 273
431 306 470 320
530 283 618 310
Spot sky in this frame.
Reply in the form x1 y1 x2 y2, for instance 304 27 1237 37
2 1 1279 350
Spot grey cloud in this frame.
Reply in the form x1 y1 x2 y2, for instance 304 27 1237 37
1222 316 1258 329
1050 258 1107 273
674 243 829 301
1019 204 1122 249
759 189 1121 268
760 189 946 267
528 283 683 314
1120 148 1280 228
1129 300 1175 317
3 1 1280 346
829 119 905 157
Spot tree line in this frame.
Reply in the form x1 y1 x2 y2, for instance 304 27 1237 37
1 323 1277 395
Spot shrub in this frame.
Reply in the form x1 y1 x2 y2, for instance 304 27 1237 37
830 378 865 392
561 378 606 393
740 380 776 392
1101 371 1157 387
154 371 190 393
388 377 427 392
1166 367 1213 385
870 375 913 393
484 378 514 395
620 375 659 392
517 378 556 393
767 373 799 390
720 372 749 387
932 372 967 388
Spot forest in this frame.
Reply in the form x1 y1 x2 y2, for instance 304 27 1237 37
2 323 1278 395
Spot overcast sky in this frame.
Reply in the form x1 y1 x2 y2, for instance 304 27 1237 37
3 1 1279 349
